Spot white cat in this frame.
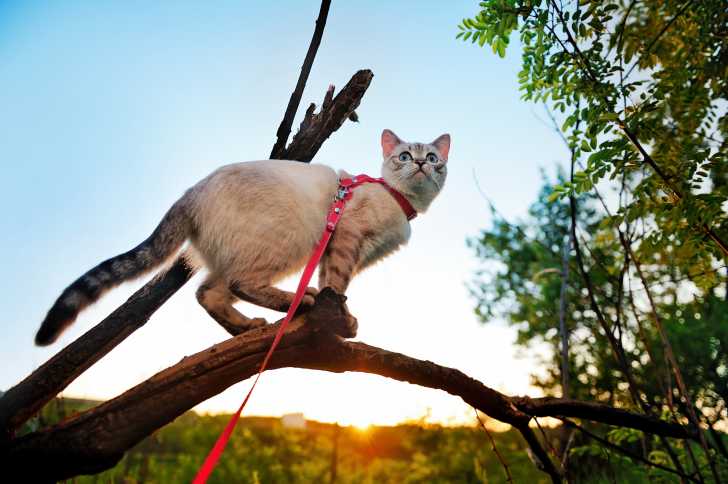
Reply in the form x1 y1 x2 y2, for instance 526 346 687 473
35 130 450 345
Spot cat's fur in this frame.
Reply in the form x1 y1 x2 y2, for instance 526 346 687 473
35 130 450 345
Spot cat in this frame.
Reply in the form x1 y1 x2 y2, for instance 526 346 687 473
35 129 450 345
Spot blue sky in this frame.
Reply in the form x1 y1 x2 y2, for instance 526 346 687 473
1 0 568 425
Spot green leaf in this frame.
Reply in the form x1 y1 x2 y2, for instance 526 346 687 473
547 191 562 203
479 32 487 47
497 40 506 58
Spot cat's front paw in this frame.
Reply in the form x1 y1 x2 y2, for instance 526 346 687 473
301 287 319 307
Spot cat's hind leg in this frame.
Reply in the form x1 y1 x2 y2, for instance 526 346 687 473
229 283 317 313
196 277 266 336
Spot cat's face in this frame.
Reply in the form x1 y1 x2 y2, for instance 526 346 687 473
380 129 450 204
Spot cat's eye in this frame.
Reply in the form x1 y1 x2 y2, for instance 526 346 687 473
399 152 413 162
426 153 438 163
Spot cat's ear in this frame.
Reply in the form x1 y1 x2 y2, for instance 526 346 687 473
381 129 403 158
431 134 451 160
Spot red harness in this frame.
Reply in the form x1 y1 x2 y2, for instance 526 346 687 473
192 175 416 483
337 174 417 221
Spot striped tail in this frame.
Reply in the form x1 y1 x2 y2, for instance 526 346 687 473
35 198 190 346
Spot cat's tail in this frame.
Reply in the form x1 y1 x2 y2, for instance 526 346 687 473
35 196 192 346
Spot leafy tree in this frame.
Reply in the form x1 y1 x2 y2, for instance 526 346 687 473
459 0 727 262
470 175 728 480
460 0 728 480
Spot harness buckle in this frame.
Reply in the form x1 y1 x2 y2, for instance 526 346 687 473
335 187 349 201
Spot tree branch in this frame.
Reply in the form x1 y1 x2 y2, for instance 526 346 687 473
270 0 332 158
277 69 374 162
0 258 195 440
2 290 695 483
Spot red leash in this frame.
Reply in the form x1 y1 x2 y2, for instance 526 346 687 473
192 175 415 483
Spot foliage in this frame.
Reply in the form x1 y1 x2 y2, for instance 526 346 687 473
35 401 549 484
34 397 726 483
459 0 728 264
470 171 728 479
461 0 728 480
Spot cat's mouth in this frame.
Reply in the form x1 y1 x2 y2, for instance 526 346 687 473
409 168 441 189
412 171 428 182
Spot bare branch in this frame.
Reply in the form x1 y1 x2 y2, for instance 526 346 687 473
270 0 333 158
279 70 374 162
0 258 195 439
2 289 694 482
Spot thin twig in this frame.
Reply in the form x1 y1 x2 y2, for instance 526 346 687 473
557 232 572 398
558 100 581 400
611 0 638 59
474 408 514 483
534 417 562 463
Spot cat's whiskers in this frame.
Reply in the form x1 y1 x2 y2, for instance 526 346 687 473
424 170 441 190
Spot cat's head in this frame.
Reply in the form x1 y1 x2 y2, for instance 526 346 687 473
380 129 450 212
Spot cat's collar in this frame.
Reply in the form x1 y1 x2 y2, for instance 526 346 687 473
337 174 417 221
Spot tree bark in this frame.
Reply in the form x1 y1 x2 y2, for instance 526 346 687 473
274 70 373 162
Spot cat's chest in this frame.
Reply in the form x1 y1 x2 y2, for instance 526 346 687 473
357 214 411 269
335 183 414 268
356 190 411 244
371 216 410 244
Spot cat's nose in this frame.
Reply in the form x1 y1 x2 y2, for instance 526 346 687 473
414 160 425 168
